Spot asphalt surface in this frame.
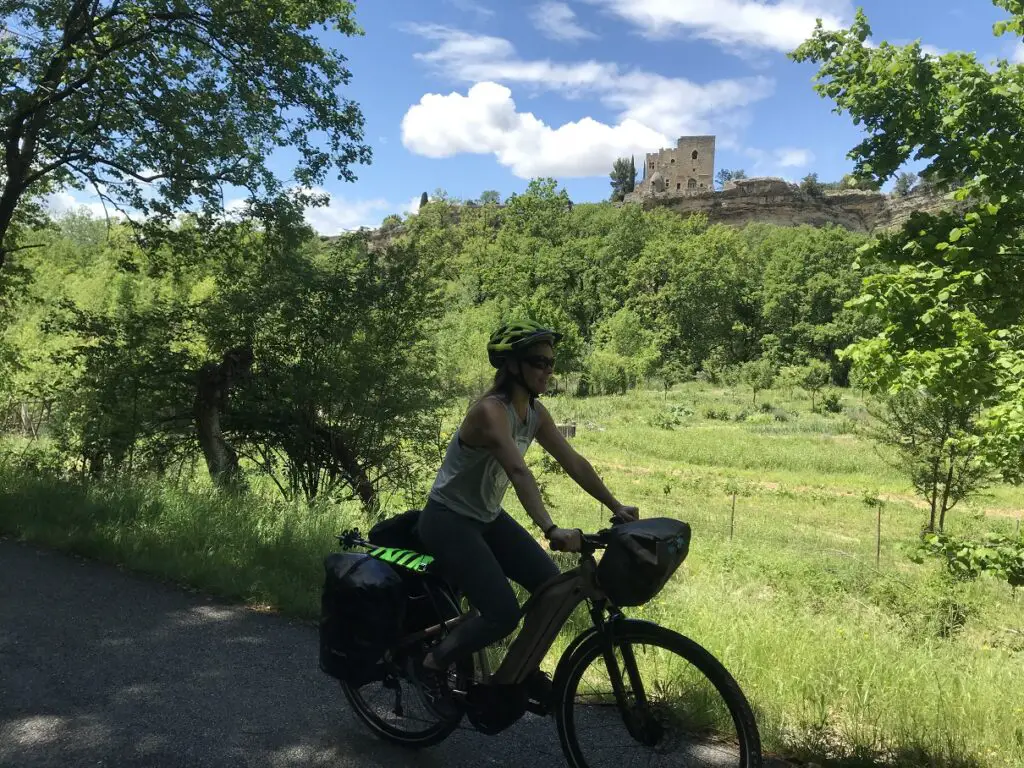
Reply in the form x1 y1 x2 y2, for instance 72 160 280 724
0 539 568 768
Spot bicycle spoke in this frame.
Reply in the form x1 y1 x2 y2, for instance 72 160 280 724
560 636 751 768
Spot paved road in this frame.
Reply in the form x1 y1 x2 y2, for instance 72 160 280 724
0 539 567 767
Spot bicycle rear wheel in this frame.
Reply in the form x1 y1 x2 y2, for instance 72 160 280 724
554 621 761 768
341 586 473 748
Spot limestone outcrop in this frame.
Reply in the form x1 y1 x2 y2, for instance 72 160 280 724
623 177 951 234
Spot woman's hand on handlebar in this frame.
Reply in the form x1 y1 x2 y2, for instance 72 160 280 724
611 503 640 523
547 527 583 553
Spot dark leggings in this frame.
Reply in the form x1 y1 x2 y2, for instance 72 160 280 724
417 497 560 669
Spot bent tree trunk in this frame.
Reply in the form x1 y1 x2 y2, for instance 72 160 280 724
194 346 253 489
312 421 378 514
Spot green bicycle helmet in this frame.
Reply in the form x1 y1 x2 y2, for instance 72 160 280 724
487 320 562 369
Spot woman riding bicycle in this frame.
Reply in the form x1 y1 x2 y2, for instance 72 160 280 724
414 319 639 717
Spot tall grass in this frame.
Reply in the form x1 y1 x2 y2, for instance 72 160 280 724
0 469 360 617
1 382 1022 766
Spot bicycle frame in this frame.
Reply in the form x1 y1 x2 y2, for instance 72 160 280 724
396 552 608 686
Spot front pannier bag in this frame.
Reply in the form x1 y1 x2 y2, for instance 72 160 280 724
596 518 691 607
319 552 406 686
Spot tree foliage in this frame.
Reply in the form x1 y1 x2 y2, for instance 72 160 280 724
715 169 747 189
893 172 919 197
609 156 636 202
740 358 775 404
792 2 1024 492
870 389 993 532
0 0 371 270
4 215 444 514
800 173 823 197
3 175 879 509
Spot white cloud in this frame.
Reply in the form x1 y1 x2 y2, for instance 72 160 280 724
775 148 814 167
920 44 946 58
224 189 394 233
301 193 394 235
405 25 773 141
45 190 126 220
741 146 815 172
582 0 850 53
444 0 495 18
402 82 669 178
531 2 597 42
406 194 424 215
1014 42 1024 64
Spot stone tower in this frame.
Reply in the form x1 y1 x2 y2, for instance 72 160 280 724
640 136 715 194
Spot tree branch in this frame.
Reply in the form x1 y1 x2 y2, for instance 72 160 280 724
1 241 46 253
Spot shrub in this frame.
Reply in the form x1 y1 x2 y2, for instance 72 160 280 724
820 389 843 414
703 408 730 421
649 410 682 430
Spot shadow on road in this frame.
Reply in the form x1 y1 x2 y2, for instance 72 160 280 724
0 540 565 767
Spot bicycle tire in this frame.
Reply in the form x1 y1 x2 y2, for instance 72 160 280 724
340 585 474 748
553 621 762 768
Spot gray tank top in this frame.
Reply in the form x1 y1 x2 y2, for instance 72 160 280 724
428 396 541 523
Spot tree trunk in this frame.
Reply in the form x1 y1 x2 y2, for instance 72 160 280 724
939 444 957 532
311 421 378 514
1 0 94 268
194 346 253 489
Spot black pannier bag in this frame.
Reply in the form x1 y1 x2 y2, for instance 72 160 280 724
596 518 691 607
367 508 424 551
319 552 407 686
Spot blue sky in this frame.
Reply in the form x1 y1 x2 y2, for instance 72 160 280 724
48 0 1024 234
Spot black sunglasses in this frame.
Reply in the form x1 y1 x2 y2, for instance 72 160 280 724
523 355 555 371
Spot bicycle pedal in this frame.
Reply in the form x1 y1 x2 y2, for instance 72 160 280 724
525 696 551 717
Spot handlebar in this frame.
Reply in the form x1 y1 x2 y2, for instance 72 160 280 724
548 516 626 556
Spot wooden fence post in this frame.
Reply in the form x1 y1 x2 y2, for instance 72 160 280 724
876 502 883 567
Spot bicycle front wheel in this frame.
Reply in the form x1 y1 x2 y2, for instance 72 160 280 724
554 621 761 768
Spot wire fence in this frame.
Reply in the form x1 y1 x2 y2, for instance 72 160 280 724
597 490 1024 572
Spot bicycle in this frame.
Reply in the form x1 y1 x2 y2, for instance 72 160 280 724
323 515 763 768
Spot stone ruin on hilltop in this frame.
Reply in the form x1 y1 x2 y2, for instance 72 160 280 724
624 136 951 234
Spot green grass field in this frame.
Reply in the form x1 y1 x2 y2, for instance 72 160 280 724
2 383 1022 767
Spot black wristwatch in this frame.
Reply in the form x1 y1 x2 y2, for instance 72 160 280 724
544 523 558 539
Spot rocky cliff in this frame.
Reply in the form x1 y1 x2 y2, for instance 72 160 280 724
623 177 952 234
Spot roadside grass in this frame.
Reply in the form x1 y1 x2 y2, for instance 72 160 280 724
1 382 1022 767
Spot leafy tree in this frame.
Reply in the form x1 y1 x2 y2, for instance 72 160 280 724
800 173 823 197
777 364 804 397
893 172 919 197
740 358 775 404
584 348 635 395
840 173 881 191
716 169 747 189
871 389 993 532
420 191 429 209
657 358 693 398
433 301 503 399
479 190 501 205
632 221 761 369
609 156 637 201
204 234 447 511
0 0 371 271
797 360 830 411
590 306 659 386
792 3 1024 485
748 223 872 370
